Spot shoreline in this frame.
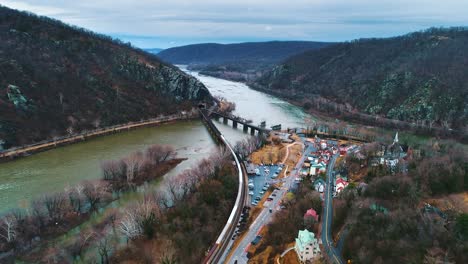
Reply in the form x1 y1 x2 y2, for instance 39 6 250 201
197 70 466 142
0 113 198 163
8 157 186 263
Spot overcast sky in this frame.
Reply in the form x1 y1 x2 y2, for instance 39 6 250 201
1 0 468 48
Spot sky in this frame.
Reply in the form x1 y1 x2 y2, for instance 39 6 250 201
1 0 468 49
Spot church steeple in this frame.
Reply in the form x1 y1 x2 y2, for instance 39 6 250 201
394 132 399 144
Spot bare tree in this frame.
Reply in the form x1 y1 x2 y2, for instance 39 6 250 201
98 237 111 264
83 181 108 212
119 210 142 241
0 215 16 243
152 189 172 210
101 160 126 182
67 231 94 259
160 145 177 162
67 184 85 214
42 192 68 223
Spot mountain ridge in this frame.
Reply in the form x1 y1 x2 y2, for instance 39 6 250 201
254 27 468 131
0 5 212 149
157 41 331 65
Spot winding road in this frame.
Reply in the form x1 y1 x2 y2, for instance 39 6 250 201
321 154 344 264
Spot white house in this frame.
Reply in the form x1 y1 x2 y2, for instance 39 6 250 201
295 229 321 263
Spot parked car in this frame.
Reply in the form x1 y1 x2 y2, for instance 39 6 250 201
267 197 273 201
251 235 262 245
272 193 277 197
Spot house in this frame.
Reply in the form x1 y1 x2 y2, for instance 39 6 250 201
339 144 350 156
295 229 321 263
304 209 319 222
310 162 326 176
335 178 348 194
320 140 328 150
313 178 325 193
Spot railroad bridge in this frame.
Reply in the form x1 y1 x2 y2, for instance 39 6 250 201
209 111 270 136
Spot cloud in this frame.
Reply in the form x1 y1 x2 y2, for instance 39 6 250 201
1 0 468 48
0 0 67 15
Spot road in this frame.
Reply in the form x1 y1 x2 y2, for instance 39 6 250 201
321 154 344 264
227 141 316 264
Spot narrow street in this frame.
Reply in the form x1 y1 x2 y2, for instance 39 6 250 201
227 141 315 264
321 154 344 264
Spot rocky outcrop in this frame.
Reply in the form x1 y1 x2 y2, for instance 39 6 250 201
0 6 213 148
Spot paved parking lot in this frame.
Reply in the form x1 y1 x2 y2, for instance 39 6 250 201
248 164 283 205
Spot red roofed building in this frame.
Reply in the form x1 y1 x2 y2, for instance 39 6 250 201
335 178 349 194
304 208 319 222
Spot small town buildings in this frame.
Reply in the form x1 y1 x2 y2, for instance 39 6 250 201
335 177 348 194
313 178 325 193
370 133 407 170
320 140 328 150
310 162 327 176
339 144 350 156
295 229 321 263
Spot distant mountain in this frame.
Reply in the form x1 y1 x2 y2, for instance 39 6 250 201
158 41 330 65
158 41 330 82
0 6 212 149
145 48 164 54
255 28 468 130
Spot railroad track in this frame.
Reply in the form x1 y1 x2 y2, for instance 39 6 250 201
201 123 249 263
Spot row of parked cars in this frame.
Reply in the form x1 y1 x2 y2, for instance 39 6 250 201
232 206 251 240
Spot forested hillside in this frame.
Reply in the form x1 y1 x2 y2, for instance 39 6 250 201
0 6 212 149
158 41 330 65
255 28 468 131
157 41 330 82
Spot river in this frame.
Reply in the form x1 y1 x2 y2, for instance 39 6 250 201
0 68 312 212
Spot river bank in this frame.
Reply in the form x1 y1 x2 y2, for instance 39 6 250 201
0 119 219 212
191 69 467 143
1 146 185 263
0 111 198 163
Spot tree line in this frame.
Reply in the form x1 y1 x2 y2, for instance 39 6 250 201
0 144 181 262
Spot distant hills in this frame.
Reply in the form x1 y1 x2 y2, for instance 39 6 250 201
157 41 330 82
0 6 211 149
255 28 468 130
158 41 330 65
145 48 164 54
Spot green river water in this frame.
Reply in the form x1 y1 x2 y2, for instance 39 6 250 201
0 67 313 213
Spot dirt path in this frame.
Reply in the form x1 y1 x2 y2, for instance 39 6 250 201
281 142 304 164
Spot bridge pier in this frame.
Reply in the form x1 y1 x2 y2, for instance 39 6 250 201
243 124 248 133
223 116 228 124
250 128 256 135
233 121 238 128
